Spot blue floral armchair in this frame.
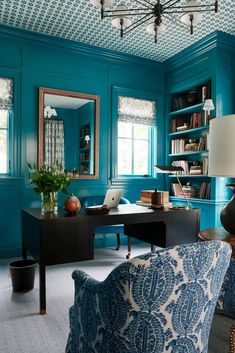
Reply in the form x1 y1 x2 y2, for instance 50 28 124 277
66 241 231 353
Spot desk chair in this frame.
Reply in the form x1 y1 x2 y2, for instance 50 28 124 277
82 196 130 251
66 240 231 353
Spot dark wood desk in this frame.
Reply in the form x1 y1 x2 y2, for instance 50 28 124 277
22 205 200 314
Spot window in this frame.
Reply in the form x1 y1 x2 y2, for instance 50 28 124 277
0 78 13 174
117 96 156 176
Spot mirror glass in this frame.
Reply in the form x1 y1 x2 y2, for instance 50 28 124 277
38 88 99 179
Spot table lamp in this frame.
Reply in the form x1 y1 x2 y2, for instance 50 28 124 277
155 165 192 210
208 114 235 234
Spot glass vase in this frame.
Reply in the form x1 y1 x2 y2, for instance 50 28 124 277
41 192 58 214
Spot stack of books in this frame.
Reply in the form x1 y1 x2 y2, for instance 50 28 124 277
172 182 198 198
199 182 211 199
189 164 202 175
180 184 198 198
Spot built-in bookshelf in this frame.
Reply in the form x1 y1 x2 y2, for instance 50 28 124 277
79 123 91 174
167 81 212 201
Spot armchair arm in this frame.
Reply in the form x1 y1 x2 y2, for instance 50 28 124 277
72 269 104 294
67 262 132 353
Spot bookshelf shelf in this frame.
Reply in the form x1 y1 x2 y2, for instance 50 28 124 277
169 196 212 203
169 103 204 116
169 150 209 157
169 125 209 137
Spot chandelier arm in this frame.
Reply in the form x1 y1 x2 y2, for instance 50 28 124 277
135 0 153 9
103 12 154 17
162 13 188 29
103 8 151 13
164 4 217 11
123 13 155 36
163 0 181 11
140 0 155 7
164 9 217 14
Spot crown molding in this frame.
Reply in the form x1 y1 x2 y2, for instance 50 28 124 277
165 31 235 72
0 23 163 70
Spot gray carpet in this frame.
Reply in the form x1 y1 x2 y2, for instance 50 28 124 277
0 244 233 353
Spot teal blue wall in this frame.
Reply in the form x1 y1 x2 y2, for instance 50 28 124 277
0 25 165 258
0 25 234 258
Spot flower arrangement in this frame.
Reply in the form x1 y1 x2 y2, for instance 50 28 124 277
27 162 71 213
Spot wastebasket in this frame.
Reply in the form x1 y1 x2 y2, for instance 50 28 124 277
9 259 36 293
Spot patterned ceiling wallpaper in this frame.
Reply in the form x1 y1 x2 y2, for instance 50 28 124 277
0 0 234 62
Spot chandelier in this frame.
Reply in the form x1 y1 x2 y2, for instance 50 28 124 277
90 0 218 43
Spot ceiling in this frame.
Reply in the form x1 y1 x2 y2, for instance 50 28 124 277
45 94 91 110
0 0 234 62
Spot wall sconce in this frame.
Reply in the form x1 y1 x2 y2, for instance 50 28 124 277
44 106 57 118
85 135 90 145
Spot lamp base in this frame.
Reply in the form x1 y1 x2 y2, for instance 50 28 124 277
220 184 235 235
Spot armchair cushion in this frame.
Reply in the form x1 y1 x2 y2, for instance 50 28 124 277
66 241 231 353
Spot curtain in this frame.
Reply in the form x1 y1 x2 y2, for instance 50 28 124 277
118 96 156 125
45 119 65 167
0 78 13 110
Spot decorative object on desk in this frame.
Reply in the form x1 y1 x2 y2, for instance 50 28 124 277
155 165 193 209
64 194 81 215
27 162 71 214
41 191 58 214
85 205 110 215
140 190 170 208
209 115 235 234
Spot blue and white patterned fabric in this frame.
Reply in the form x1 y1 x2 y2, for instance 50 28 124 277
66 241 231 353
217 258 235 317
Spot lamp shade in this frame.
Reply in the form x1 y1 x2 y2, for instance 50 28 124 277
203 99 215 112
208 115 235 177
146 18 166 35
154 165 184 173
111 4 132 29
180 0 202 26
90 0 113 9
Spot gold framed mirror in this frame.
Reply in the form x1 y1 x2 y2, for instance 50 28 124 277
38 87 99 179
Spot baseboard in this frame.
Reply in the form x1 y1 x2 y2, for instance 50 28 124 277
0 246 21 259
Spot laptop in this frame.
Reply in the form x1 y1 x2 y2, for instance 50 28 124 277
87 189 123 209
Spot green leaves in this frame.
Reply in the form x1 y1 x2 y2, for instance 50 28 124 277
28 162 71 195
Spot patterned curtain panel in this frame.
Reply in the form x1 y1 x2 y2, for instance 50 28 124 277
0 78 13 110
118 96 156 125
45 120 65 167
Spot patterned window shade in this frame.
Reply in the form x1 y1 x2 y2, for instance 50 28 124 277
118 96 156 126
0 78 13 110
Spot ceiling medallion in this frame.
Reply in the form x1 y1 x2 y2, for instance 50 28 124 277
90 0 218 43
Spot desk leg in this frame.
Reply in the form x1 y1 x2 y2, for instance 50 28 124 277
151 244 156 252
126 236 131 259
230 325 235 353
39 263 46 315
22 241 27 260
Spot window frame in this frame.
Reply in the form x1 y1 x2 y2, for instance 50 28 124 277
0 69 21 180
111 86 164 186
117 120 153 177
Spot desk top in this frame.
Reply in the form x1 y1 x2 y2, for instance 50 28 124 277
23 204 199 221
